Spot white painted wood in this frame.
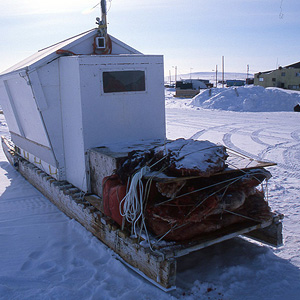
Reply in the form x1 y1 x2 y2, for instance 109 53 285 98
59 58 87 191
79 55 165 146
3 80 25 137
34 60 65 177
28 70 48 111
0 81 21 135
2 75 50 146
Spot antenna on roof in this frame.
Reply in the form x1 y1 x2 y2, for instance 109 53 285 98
94 0 112 54
82 2 99 15
101 0 107 20
96 0 107 36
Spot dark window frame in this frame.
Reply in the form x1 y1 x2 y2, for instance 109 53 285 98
102 70 146 93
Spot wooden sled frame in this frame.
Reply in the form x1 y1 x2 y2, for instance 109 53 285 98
1 136 283 291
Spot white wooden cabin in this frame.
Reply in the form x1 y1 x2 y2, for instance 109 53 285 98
0 29 166 192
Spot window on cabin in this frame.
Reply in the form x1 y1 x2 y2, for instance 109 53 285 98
296 72 300 77
103 71 146 93
259 78 264 82
281 72 286 76
272 78 276 82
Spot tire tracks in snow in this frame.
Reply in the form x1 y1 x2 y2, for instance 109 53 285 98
250 128 300 175
223 127 300 179
282 144 300 173
190 123 239 140
222 128 262 161
190 123 300 179
251 128 293 161
291 130 300 142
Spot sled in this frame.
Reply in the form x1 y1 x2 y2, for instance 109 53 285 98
1 136 283 291
0 0 283 290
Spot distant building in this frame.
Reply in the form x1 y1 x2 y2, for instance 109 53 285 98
246 78 254 85
254 62 300 90
175 79 209 98
226 80 245 87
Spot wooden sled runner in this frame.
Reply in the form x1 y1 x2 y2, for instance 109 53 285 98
2 136 283 291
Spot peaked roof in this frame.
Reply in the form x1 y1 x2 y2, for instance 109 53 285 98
0 28 141 77
256 61 300 75
284 61 300 69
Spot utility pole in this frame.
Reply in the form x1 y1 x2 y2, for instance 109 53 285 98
215 65 218 88
246 64 249 84
222 56 224 88
172 66 177 86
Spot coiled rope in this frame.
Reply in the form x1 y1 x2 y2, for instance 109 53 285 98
119 166 150 237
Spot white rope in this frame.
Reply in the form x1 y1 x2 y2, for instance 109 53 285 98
119 166 150 237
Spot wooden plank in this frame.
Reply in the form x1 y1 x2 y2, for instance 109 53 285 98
226 148 276 169
243 219 283 247
159 220 274 258
175 89 200 98
85 194 103 212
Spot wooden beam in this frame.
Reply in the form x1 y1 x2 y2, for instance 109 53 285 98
243 219 283 247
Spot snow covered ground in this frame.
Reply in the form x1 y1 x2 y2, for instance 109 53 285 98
191 85 300 112
1 87 300 299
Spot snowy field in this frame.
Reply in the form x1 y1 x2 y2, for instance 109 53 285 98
1 86 300 299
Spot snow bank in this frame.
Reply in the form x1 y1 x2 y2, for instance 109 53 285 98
191 86 300 112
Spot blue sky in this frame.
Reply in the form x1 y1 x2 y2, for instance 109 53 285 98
0 0 299 76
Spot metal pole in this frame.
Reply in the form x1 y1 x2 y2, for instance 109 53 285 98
101 0 107 27
101 0 106 16
222 56 224 88
173 66 177 85
246 64 249 85
172 66 177 87
215 65 218 88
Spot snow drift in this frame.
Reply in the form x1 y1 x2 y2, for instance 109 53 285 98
190 86 300 112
